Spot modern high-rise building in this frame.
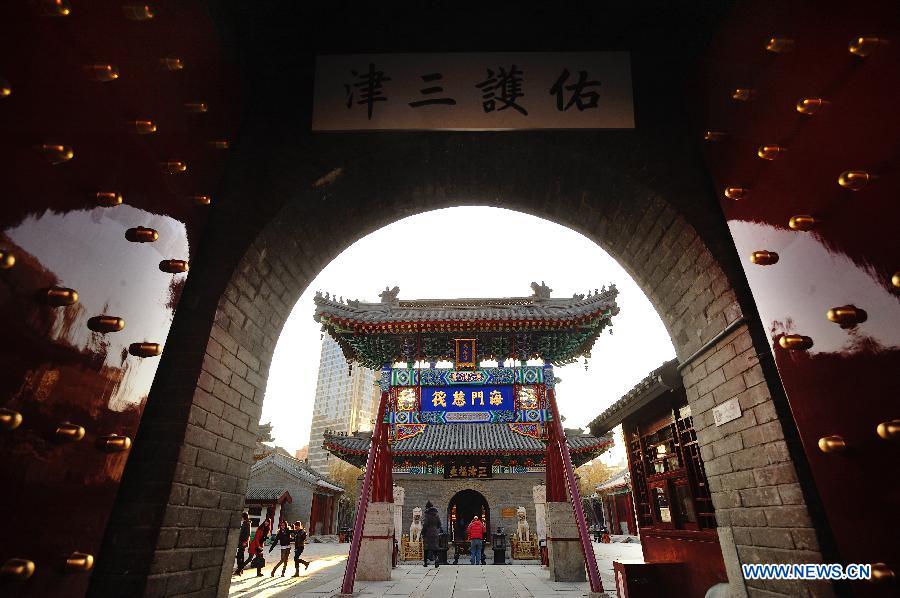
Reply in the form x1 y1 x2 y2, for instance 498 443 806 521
307 335 380 473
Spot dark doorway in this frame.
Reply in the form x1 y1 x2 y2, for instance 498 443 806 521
447 489 490 543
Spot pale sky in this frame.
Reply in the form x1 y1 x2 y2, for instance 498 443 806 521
261 207 675 464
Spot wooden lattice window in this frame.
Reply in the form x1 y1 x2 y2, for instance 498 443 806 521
675 408 716 529
627 436 653 527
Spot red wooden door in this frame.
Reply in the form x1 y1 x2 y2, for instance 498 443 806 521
698 3 899 593
0 2 238 595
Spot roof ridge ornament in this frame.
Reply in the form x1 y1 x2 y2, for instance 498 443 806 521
530 281 553 300
379 285 400 306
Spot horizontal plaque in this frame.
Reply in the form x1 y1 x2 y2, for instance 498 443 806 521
314 52 634 131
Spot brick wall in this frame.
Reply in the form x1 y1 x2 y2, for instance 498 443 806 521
397 474 543 540
91 126 828 596
680 324 834 598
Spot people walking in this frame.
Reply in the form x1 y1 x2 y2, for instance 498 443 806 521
269 520 292 577
233 512 251 575
467 515 485 565
239 516 271 575
292 520 311 576
421 501 442 568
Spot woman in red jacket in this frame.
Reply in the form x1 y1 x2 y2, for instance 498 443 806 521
238 517 271 576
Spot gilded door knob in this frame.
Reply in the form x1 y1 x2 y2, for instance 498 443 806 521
36 0 71 17
159 259 189 273
125 227 159 243
160 58 183 71
131 120 157 134
161 161 187 174
766 37 794 53
779 335 813 351
703 130 726 142
0 78 10 97
0 408 23 431
189 195 212 206
184 102 209 114
123 4 154 20
826 305 867 328
85 64 119 82
789 215 818 231
796 98 825 115
869 562 895 582
97 434 132 453
44 287 79 307
96 192 123 207
849 36 883 57
1 250 16 269
732 88 754 102
817 435 847 453
65 552 94 573
758 145 787 160
750 251 779 265
724 187 748 200
0 558 34 581
876 420 899 440
838 170 870 191
87 316 125 333
129 343 161 357
54 422 85 443
892 272 900 289
39 144 74 165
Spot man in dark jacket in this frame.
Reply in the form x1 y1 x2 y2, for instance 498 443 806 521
234 512 251 575
421 501 443 568
292 520 311 576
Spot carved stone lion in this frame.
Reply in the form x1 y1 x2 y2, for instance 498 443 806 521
515 506 530 542
409 507 423 543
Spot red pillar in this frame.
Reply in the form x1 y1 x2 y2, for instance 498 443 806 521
546 422 567 502
340 389 391 595
547 388 604 594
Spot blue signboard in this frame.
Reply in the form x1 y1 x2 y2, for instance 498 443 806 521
421 385 514 413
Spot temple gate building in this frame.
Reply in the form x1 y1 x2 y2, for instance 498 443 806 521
313 283 617 589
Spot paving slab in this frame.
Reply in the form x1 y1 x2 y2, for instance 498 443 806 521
229 540 644 598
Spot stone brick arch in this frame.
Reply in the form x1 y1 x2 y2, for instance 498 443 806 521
90 137 825 597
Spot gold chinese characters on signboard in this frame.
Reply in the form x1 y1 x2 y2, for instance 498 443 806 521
444 462 491 479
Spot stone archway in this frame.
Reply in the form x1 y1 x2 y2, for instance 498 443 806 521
90 135 825 598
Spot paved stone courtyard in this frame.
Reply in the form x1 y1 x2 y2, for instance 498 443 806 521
228 541 643 598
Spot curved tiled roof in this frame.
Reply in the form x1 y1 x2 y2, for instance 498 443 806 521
251 453 345 493
246 487 292 502
588 358 681 435
314 286 619 326
323 424 612 468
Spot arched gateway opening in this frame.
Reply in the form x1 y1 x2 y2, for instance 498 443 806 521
86 135 828 598
448 490 489 544
59 4 900 597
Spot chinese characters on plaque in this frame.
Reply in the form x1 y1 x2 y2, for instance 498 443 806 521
423 385 514 413
313 52 634 131
444 461 492 479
